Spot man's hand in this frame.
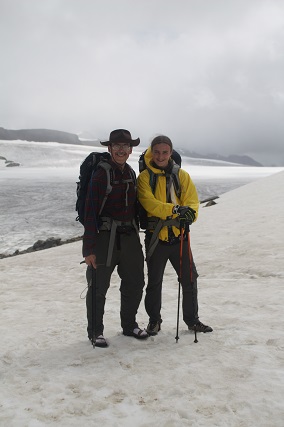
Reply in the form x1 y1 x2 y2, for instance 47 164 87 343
173 205 196 224
85 254 97 269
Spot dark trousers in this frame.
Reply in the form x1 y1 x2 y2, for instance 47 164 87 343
86 230 145 338
145 236 199 326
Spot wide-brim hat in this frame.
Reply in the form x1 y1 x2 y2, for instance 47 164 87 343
100 129 140 146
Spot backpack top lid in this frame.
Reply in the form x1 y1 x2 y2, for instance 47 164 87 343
171 150 181 167
79 151 111 175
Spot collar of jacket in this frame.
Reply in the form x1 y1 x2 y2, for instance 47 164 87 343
108 159 131 174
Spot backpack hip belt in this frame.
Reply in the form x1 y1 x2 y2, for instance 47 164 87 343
99 217 139 267
99 216 135 231
146 217 180 262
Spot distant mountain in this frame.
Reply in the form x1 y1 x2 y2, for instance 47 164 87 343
0 127 262 166
178 148 263 167
0 127 81 145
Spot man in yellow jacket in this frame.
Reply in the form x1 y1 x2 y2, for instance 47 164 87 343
137 135 213 335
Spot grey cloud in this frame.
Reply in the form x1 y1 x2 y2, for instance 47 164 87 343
0 0 284 165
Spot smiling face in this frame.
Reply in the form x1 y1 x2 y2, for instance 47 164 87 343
151 143 172 168
108 142 132 166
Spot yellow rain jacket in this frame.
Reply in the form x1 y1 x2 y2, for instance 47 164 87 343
137 147 199 242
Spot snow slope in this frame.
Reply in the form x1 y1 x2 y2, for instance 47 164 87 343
1 170 283 426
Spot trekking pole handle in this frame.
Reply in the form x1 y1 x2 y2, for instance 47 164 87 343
80 260 104 267
185 222 190 234
179 221 190 234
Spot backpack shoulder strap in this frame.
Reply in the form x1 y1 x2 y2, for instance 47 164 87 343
146 165 181 198
124 166 137 188
97 162 137 216
97 160 113 215
171 163 181 199
146 167 161 194
121 166 137 209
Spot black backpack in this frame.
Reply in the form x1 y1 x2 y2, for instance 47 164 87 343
138 149 182 229
76 152 136 226
75 152 112 225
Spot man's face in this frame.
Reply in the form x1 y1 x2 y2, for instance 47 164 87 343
109 142 132 165
152 143 172 168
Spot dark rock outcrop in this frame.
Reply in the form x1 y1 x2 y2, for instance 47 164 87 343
5 161 20 167
0 236 82 259
204 200 217 207
200 196 219 204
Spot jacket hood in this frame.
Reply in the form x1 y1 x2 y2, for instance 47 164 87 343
144 146 167 174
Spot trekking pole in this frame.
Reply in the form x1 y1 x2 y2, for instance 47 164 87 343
186 225 198 344
80 260 96 348
91 266 97 348
175 224 185 343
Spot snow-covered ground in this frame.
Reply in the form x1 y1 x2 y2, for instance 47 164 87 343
0 140 283 426
1 140 283 256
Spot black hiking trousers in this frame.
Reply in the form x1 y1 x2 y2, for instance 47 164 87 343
86 229 145 338
145 235 199 327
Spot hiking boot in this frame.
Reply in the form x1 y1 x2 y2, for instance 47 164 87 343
123 327 149 339
188 321 213 333
91 335 108 347
146 321 162 336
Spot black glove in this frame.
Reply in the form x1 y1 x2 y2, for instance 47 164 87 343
173 205 196 224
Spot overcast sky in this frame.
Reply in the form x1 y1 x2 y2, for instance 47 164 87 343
1 0 284 165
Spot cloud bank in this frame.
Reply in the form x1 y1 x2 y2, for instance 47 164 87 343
0 0 284 164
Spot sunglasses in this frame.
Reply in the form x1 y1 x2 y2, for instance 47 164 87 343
111 143 131 151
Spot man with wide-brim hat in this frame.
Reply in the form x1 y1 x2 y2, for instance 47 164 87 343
83 128 148 348
99 129 140 170
100 129 140 147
